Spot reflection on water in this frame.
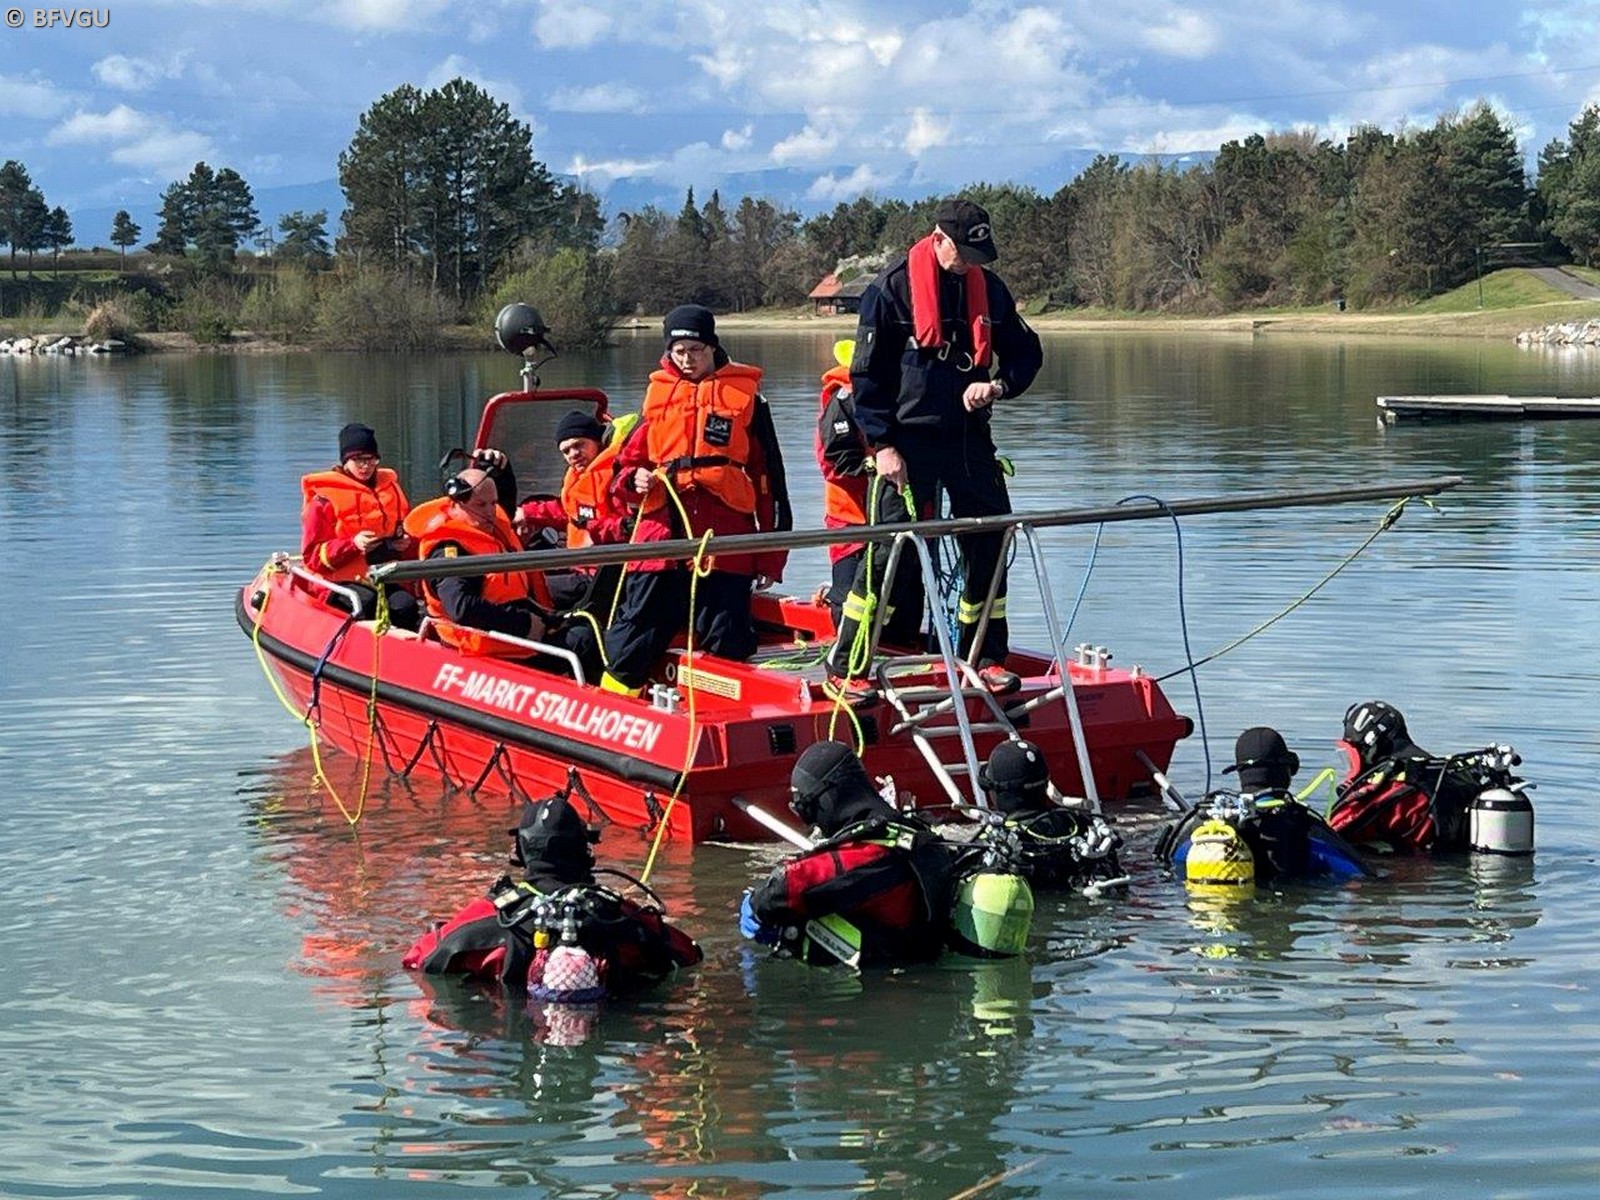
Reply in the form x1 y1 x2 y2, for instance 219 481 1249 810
2 334 1598 1197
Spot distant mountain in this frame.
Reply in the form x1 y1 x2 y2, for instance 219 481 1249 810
68 178 345 251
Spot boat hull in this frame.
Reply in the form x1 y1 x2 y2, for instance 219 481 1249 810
239 563 1190 844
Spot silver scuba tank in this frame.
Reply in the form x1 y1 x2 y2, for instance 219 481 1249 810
1469 786 1534 855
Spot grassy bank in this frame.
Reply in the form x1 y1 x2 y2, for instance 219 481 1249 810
11 267 1596 354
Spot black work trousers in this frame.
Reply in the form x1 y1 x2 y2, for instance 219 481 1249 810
826 429 1011 677
601 568 757 690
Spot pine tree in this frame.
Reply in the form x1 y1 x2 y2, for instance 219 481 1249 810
110 210 141 268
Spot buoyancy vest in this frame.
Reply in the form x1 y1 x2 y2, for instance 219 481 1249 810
817 365 870 529
772 818 954 966
640 363 764 515
561 416 634 550
406 497 539 657
907 234 992 369
300 466 410 581
1156 792 1369 882
1327 742 1477 853
402 876 702 991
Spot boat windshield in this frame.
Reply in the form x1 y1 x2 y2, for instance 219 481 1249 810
478 392 611 499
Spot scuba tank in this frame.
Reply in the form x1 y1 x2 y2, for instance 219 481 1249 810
949 869 1035 958
1459 744 1534 856
948 816 1036 958
1469 787 1534 855
1183 817 1256 895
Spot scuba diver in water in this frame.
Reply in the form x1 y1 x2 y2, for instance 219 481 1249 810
1329 700 1532 855
403 791 702 994
740 741 957 968
1156 726 1368 888
971 739 1125 892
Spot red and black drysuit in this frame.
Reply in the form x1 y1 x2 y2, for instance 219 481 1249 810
1327 702 1482 854
749 743 955 967
403 796 701 991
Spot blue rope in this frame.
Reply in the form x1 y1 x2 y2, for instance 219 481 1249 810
1113 494 1212 792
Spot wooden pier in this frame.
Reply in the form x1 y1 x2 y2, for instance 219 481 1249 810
1377 394 1600 422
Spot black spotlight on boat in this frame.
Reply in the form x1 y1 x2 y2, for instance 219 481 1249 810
495 302 552 358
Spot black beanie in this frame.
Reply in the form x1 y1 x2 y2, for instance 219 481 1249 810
662 303 718 348
339 423 379 461
555 410 606 447
981 740 1051 813
1223 726 1300 791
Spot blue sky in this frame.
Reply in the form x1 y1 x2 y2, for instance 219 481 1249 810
4 0 1600 235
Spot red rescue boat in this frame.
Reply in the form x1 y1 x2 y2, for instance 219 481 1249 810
238 544 1189 844
240 355 1460 846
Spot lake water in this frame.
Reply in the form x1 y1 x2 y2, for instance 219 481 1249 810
3 329 1599 1198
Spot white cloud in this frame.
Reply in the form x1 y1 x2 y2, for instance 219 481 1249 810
535 3 615 48
548 83 645 113
693 45 747 87
0 73 70 119
318 0 455 31
1138 10 1220 58
904 108 949 157
772 125 840 164
721 124 753 151
807 164 892 202
47 105 215 177
566 152 666 185
92 54 188 92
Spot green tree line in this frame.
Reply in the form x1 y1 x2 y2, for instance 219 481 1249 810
9 87 1600 344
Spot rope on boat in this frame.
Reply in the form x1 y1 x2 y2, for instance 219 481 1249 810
248 558 384 827
1153 495 1429 682
636 468 714 886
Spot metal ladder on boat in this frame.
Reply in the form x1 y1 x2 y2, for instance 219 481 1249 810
863 521 1104 816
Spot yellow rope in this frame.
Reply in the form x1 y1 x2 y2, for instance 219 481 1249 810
638 469 713 884
248 560 381 828
1157 496 1432 682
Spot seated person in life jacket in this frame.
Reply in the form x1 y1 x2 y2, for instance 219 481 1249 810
599 304 793 696
402 467 553 660
514 409 634 614
1157 726 1367 884
403 792 703 992
740 741 955 967
814 340 923 655
974 740 1124 890
1329 700 1524 854
299 422 420 629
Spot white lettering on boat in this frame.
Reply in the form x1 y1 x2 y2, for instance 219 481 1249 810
428 664 663 753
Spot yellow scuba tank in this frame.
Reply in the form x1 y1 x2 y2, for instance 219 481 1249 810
1184 818 1256 895
949 870 1035 958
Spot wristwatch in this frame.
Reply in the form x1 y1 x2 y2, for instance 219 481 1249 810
991 378 1006 399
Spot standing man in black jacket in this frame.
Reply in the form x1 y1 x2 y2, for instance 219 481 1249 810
825 198 1043 694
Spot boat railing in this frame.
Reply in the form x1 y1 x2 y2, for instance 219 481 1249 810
371 476 1466 586
414 617 590 686
284 560 366 616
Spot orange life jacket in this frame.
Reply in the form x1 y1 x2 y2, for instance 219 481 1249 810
640 362 763 515
561 435 626 551
300 466 410 581
405 497 542 658
819 365 869 527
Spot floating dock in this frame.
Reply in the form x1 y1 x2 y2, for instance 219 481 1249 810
1377 395 1600 422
